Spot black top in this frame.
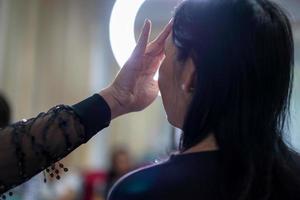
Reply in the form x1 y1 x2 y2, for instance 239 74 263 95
108 151 221 200
107 148 300 200
0 94 111 193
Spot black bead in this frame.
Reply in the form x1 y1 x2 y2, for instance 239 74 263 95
2 195 5 199
59 163 64 168
56 175 60 180
64 168 68 172
55 170 59 174
51 166 55 170
46 169 50 173
44 178 47 183
50 173 54 178
8 192 12 196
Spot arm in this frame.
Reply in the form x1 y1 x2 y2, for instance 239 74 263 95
0 94 110 193
0 18 172 194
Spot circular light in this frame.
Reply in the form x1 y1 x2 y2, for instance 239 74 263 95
109 0 146 68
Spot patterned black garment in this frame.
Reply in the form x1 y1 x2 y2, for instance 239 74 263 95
0 94 111 195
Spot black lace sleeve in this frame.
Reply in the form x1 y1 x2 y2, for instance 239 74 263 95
0 94 111 194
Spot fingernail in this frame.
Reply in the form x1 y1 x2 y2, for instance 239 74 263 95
144 18 150 25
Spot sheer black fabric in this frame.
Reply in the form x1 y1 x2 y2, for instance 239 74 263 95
0 105 85 193
0 94 111 194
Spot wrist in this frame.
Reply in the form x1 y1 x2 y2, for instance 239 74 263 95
99 87 126 120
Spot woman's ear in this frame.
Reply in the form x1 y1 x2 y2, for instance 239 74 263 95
181 57 196 94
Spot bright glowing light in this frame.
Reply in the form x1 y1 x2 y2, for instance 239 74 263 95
110 0 161 81
109 0 146 68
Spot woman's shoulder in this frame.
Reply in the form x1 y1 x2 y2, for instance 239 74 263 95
107 151 220 200
107 159 171 200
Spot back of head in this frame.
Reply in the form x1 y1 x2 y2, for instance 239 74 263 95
173 0 300 199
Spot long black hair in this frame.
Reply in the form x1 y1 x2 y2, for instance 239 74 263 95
173 0 300 199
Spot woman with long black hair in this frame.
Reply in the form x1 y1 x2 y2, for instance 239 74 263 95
108 0 300 199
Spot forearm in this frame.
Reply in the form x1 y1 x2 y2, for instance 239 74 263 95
0 94 111 193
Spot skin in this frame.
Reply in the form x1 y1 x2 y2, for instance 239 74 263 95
100 19 218 153
158 33 196 128
159 33 218 153
99 19 171 119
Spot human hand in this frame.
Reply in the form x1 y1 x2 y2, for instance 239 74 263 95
100 19 173 119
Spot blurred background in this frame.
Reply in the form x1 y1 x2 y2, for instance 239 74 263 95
0 0 298 199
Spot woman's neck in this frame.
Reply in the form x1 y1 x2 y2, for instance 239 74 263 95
182 134 219 154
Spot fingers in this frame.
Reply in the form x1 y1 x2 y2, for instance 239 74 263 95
132 19 151 56
153 18 173 46
146 50 166 75
146 19 173 55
